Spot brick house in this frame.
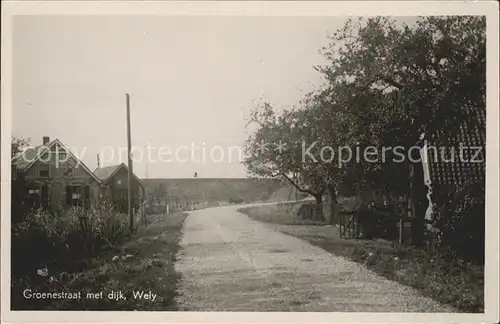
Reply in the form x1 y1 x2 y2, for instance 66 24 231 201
12 137 102 210
411 103 486 220
12 137 145 213
93 163 145 213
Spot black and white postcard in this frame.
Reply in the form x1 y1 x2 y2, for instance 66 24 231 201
1 1 498 323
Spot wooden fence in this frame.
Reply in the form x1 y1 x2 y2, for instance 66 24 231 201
276 201 303 213
297 204 324 221
338 211 363 239
276 201 324 222
337 207 436 244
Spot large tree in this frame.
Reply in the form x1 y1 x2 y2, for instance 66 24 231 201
152 183 167 204
244 15 485 224
315 16 486 245
317 16 485 145
11 136 31 222
244 102 330 204
11 136 30 160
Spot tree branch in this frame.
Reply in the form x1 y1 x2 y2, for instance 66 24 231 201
281 173 323 197
379 76 404 89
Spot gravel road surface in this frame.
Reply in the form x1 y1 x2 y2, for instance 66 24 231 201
175 204 455 312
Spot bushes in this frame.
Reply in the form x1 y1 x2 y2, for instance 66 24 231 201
11 204 131 308
229 197 245 204
145 203 167 215
240 203 325 226
435 202 485 265
432 182 485 265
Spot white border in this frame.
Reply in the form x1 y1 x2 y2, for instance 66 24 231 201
1 1 499 323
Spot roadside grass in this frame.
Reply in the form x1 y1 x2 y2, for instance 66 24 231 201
13 212 187 311
239 205 484 313
238 204 324 226
142 178 283 205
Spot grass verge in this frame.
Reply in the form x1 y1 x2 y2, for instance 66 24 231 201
12 212 187 310
239 205 484 313
238 204 324 226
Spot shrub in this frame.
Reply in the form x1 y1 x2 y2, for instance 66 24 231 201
229 197 245 204
145 203 167 215
433 182 485 265
11 204 131 302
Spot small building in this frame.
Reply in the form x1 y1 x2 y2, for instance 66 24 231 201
12 137 102 210
12 136 146 215
93 163 145 214
409 103 486 246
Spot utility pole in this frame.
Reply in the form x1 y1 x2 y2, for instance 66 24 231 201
145 143 149 179
126 93 134 232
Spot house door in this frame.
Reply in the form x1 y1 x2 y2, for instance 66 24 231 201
113 189 128 213
65 185 91 208
40 184 49 209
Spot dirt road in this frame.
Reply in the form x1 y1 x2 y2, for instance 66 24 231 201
175 203 455 312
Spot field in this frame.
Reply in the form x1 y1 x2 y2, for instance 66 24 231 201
142 178 305 204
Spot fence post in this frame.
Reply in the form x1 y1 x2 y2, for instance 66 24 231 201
339 213 343 237
355 214 359 238
399 218 404 244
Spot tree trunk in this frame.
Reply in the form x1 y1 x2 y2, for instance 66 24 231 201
409 162 426 248
313 194 322 204
328 184 339 226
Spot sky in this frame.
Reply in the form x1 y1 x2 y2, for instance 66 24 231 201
12 16 419 179
12 15 345 179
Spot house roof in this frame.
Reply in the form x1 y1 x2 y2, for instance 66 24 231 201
93 165 120 181
422 103 486 189
93 163 145 188
13 144 45 170
13 138 102 183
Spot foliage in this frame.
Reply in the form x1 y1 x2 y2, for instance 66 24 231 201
432 181 485 264
317 16 485 140
243 16 486 255
315 16 485 198
243 101 339 203
229 197 245 204
12 212 188 310
11 205 130 280
11 204 132 309
11 136 30 159
152 183 168 204
239 204 325 226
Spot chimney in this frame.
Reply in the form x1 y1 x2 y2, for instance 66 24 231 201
42 136 50 145
97 154 100 168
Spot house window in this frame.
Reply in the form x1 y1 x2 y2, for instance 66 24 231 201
114 191 123 199
62 164 74 177
25 185 49 210
49 145 69 165
28 188 40 195
39 163 50 178
116 179 122 185
66 185 91 207
56 151 68 162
